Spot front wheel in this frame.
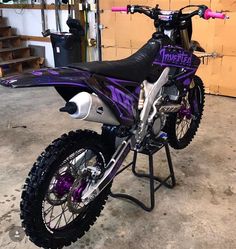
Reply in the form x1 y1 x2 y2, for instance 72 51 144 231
166 76 205 149
20 130 113 249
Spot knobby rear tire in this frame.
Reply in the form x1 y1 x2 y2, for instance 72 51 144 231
20 130 113 249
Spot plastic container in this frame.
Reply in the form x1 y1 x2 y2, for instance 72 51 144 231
50 32 82 67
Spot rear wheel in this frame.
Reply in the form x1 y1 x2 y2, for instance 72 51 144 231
166 76 205 149
20 130 113 249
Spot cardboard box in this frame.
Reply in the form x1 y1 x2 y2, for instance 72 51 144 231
214 13 236 56
116 47 132 59
100 0 115 11
115 13 132 48
102 47 117 60
148 0 170 9
100 11 116 47
191 17 215 53
170 0 191 10
211 0 236 12
218 56 236 97
100 0 236 97
130 14 154 49
190 0 211 7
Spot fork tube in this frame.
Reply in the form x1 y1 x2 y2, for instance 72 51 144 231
180 28 190 50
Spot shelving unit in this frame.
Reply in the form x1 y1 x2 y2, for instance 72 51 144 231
0 15 41 77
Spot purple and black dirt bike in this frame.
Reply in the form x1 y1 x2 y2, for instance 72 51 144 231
0 4 228 249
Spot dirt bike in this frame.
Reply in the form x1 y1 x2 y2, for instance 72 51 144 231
0 4 227 249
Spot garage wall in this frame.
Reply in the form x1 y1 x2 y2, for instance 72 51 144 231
2 8 69 67
100 0 236 97
2 1 99 66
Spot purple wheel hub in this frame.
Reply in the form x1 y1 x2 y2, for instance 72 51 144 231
179 106 192 120
72 180 87 202
54 172 74 197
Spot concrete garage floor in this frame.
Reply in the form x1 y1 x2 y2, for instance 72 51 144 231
0 86 235 249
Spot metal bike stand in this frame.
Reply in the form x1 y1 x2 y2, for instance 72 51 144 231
110 142 176 212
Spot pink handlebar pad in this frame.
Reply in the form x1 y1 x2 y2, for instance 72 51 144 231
111 6 128 12
204 9 226 20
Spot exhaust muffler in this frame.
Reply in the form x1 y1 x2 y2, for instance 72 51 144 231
60 92 120 126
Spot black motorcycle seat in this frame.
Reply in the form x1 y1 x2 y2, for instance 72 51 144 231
69 39 160 82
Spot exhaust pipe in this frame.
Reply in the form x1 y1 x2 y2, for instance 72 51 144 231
60 92 120 126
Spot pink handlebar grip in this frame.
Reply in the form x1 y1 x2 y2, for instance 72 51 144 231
204 9 226 20
111 6 128 12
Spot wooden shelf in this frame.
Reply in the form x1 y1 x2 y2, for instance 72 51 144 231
0 56 39 66
0 46 30 61
0 25 11 29
0 26 11 37
0 35 20 41
0 16 43 77
20 35 51 43
0 56 41 77
0 46 29 53
0 4 74 10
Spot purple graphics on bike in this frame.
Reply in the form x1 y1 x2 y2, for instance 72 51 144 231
0 67 140 126
154 46 201 84
0 67 92 89
87 75 140 126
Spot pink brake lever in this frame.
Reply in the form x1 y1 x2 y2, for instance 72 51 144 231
111 6 128 12
204 9 228 20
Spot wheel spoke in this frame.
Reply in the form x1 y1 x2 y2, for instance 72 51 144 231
44 205 54 216
54 211 63 229
62 203 68 225
48 205 55 227
48 206 68 224
67 213 75 223
42 146 105 231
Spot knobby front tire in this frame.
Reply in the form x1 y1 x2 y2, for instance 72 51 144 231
166 76 205 149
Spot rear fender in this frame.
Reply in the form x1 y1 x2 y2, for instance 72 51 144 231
0 67 92 101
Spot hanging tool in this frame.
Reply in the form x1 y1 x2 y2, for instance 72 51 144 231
95 0 102 61
41 0 47 35
55 0 62 32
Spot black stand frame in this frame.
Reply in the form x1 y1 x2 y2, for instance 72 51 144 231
110 142 176 212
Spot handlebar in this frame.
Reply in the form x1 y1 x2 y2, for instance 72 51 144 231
111 5 228 21
111 6 128 12
204 9 228 20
